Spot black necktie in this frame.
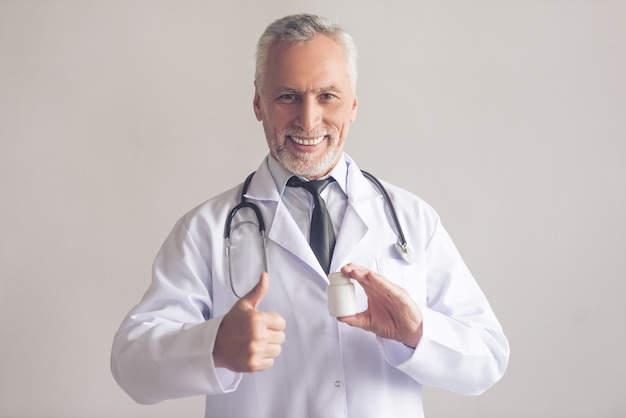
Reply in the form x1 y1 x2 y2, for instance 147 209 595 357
287 176 336 273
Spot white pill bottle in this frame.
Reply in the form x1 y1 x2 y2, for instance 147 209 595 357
327 272 357 317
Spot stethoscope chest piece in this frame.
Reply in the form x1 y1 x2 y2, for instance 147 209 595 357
395 242 413 264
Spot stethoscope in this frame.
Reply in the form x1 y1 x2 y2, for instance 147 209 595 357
224 170 412 298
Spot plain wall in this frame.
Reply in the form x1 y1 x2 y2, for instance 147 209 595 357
1 1 624 417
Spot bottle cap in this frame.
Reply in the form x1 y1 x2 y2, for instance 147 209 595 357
328 272 351 285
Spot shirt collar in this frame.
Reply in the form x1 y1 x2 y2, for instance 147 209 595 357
267 154 349 197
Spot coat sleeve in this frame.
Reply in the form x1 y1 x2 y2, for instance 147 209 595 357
110 217 242 404
379 216 510 396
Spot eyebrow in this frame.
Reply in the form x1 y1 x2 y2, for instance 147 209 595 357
271 85 343 95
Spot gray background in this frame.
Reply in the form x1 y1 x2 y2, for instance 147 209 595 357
1 1 624 417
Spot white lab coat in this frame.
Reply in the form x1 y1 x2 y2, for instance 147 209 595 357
111 154 509 418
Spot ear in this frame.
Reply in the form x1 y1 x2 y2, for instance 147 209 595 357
253 83 263 121
349 95 358 123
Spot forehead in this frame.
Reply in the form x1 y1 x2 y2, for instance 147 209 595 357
264 35 352 91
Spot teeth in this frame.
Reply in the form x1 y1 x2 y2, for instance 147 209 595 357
289 136 325 146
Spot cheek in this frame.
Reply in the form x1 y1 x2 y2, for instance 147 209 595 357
270 109 296 131
328 113 354 134
329 103 357 126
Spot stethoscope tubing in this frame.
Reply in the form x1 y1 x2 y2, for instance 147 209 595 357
223 169 411 297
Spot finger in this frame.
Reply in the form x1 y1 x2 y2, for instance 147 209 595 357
340 263 359 277
341 264 384 291
264 312 287 331
265 329 286 345
240 271 270 309
337 312 367 328
363 270 400 297
341 263 374 283
342 266 407 309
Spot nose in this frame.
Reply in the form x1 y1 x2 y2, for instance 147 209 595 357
295 96 322 132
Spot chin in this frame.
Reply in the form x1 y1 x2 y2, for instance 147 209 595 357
279 151 339 179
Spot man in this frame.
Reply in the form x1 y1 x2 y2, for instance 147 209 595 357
111 14 509 417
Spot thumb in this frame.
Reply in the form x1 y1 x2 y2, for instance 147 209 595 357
239 272 269 310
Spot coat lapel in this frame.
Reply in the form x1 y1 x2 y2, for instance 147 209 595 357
244 160 323 275
330 158 382 273
268 200 321 271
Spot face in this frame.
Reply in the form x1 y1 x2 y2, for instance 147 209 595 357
253 35 358 180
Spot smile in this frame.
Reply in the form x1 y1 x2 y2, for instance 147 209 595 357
288 135 325 146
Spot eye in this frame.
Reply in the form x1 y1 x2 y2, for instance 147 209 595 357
320 93 337 101
276 93 300 103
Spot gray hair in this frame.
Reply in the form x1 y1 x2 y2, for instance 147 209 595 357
255 14 358 92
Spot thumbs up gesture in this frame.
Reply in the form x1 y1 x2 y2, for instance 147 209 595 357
213 272 286 372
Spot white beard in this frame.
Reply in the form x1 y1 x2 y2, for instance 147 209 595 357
268 127 343 178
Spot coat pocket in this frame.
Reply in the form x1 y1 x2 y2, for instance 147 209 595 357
374 257 427 305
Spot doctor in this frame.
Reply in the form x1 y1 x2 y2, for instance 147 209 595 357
111 14 509 418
